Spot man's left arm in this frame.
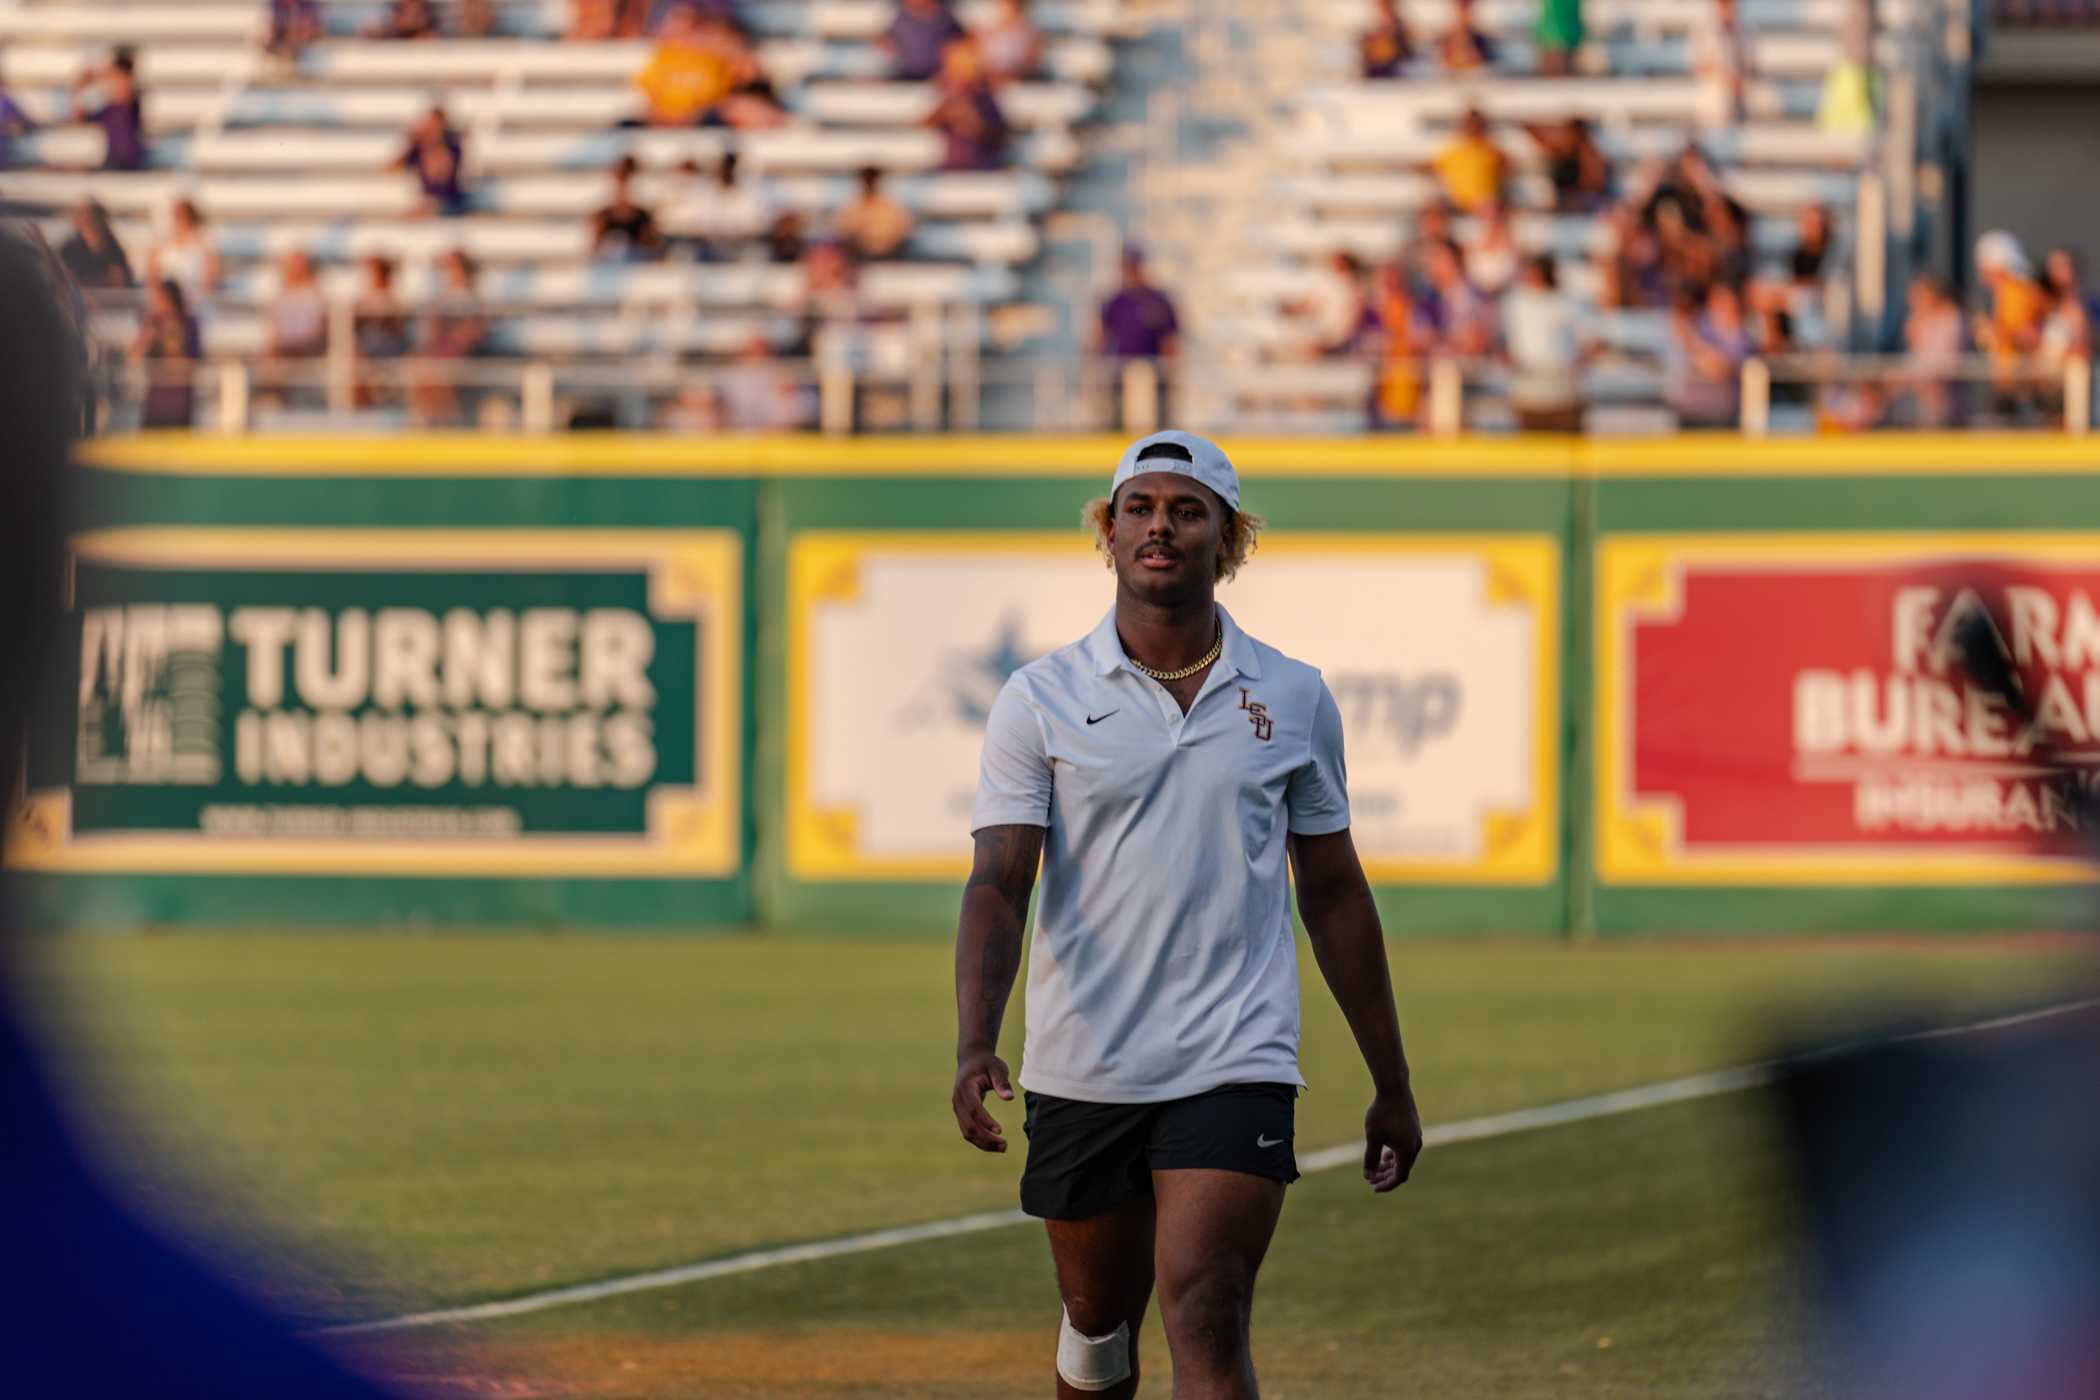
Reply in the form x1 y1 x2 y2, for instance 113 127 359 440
1290 828 1424 1191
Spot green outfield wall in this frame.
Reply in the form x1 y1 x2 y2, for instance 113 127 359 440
14 433 2099 935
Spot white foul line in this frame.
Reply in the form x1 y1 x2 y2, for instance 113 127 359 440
320 995 2100 1338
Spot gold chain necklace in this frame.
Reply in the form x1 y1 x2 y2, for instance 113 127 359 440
1128 622 1222 683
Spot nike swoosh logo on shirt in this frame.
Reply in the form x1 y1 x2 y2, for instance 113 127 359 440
1256 1134 1284 1148
1086 711 1118 725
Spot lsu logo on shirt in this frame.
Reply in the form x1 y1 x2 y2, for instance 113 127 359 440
1238 687 1274 742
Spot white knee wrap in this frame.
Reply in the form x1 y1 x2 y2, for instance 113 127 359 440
1057 1307 1132 1391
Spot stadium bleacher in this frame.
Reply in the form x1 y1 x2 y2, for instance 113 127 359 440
0 0 2001 433
1136 0 1919 432
1 0 1138 427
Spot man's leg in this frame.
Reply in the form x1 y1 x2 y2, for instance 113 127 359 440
1044 1193 1156 1398
1151 1169 1286 1400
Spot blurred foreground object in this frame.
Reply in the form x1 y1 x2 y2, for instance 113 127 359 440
1779 1003 2100 1400
0 228 401 1398
1780 578 2100 1400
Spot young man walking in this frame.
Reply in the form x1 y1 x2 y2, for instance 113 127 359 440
951 430 1424 1397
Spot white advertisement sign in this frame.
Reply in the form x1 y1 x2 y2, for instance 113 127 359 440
787 532 1556 883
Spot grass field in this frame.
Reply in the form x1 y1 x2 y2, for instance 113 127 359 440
17 931 2100 1398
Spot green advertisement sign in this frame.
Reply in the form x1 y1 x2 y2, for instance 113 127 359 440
17 528 744 884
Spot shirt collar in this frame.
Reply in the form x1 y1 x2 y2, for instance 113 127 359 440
1086 604 1263 682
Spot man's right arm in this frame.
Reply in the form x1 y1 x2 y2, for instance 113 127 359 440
951 822 1044 1154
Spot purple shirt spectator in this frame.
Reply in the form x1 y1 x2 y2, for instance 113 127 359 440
1101 254 1180 360
0 91 33 168
267 0 322 57
72 51 147 171
885 0 967 80
94 97 145 171
1665 285 1754 427
938 84 1007 169
397 109 468 216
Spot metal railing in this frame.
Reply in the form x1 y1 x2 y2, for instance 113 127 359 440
1743 351 2093 435
87 347 2100 438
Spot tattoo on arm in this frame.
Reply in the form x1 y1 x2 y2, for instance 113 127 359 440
966 824 1041 898
956 825 1043 1054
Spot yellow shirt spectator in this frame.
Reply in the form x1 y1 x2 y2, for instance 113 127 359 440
1433 126 1508 214
1992 277 2045 350
636 39 735 125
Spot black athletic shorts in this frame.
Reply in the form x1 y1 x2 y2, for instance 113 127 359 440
1018 1081 1300 1221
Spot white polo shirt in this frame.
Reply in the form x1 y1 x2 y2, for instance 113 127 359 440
971 604 1351 1104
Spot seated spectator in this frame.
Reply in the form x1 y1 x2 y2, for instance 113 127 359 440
835 166 915 262
1751 301 1802 406
395 104 468 217
1761 204 1833 348
721 335 809 430
1640 146 1739 236
354 255 410 357
1640 144 1748 286
699 13 788 129
1464 200 1521 299
1652 200 1716 294
264 0 323 66
766 209 808 264
1693 0 1747 122
460 0 496 38
59 200 133 290
798 241 863 336
1664 281 1752 429
145 199 219 309
2038 264 2091 385
0 76 38 169
1403 198 1456 294
883 0 967 82
264 250 328 361
1432 107 1509 216
633 5 735 126
129 279 200 429
659 379 727 431
368 0 441 39
1303 251 1376 358
1900 272 1964 428
977 0 1044 83
2043 246 2100 333
1973 229 2046 417
1433 0 1499 72
1790 204 1833 285
927 39 1009 171
1526 116 1610 213
1973 231 2045 355
1359 0 1414 79
410 249 489 427
591 156 666 261
1535 0 1584 76
70 49 147 172
1504 255 1584 431
1598 203 1664 308
1370 263 1430 429
663 153 773 260
570 0 648 39
1422 238 1495 357
353 254 410 406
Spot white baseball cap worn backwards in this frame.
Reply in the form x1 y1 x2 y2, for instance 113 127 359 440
1111 430 1240 513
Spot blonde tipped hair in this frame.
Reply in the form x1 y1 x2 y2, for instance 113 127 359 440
1082 495 1265 583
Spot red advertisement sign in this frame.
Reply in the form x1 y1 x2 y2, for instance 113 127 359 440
1598 535 2100 883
